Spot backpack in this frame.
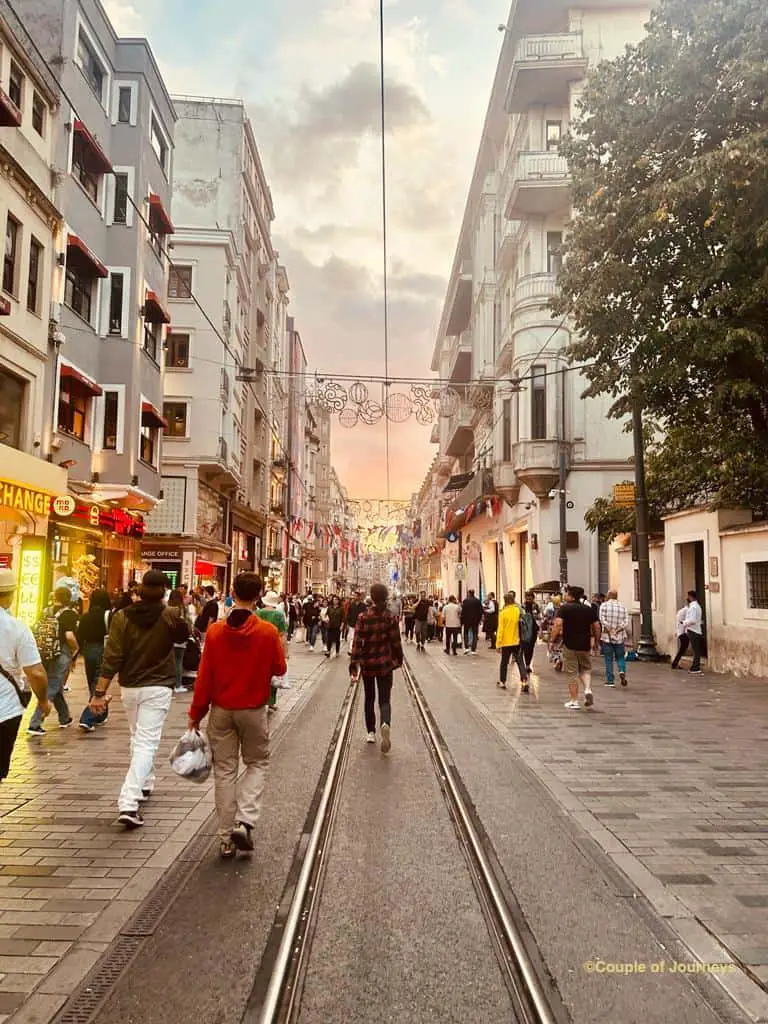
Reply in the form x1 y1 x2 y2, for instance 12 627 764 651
32 608 61 663
518 606 534 646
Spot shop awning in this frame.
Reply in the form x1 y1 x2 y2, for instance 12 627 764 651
66 233 109 279
143 290 171 325
443 472 474 493
141 401 168 430
148 193 174 235
0 87 21 128
72 119 113 174
60 364 103 397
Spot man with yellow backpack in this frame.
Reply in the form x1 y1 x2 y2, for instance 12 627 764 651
495 591 532 694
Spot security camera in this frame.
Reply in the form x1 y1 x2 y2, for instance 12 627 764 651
52 329 66 345
548 489 557 500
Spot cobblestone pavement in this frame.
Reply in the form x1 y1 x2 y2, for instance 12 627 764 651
418 637 768 1022
0 646 326 1024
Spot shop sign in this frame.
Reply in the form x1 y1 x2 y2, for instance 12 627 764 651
0 481 51 517
15 541 45 627
52 495 76 516
53 500 145 537
455 562 466 581
613 483 636 508
0 554 11 569
143 549 180 560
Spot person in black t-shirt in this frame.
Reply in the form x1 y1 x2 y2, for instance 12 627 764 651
28 587 79 734
549 586 600 711
195 586 219 636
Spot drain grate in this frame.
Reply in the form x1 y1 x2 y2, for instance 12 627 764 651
54 935 144 1024
120 859 194 937
180 830 215 862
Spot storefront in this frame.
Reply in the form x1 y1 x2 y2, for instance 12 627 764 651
141 542 229 592
0 449 69 626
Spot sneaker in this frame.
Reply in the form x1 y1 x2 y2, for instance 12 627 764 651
27 725 46 736
620 672 627 686
174 685 186 693
59 719 73 729
366 732 376 744
564 700 581 709
689 669 703 675
324 651 330 658
118 810 144 830
605 681 615 688
231 822 254 852
463 648 471 655
63 684 71 692
380 723 391 754
140 789 152 801
500 682 507 690
521 684 530 694
78 721 95 732
268 706 277 715
470 651 478 656
219 840 236 859
584 692 594 708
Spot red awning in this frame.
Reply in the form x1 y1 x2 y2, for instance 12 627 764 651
72 119 113 174
0 87 21 128
66 234 109 279
195 560 215 576
141 401 168 430
60 364 103 397
148 194 174 235
143 290 171 325
0 296 10 316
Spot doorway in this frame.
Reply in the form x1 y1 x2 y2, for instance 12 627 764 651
677 540 707 655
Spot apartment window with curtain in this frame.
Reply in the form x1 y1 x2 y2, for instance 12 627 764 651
117 86 132 123
27 238 42 313
72 132 100 202
163 401 188 438
547 231 563 275
0 368 24 449
545 120 562 152
32 92 45 135
108 272 124 333
77 31 105 102
102 390 119 450
64 264 93 322
57 376 90 441
168 264 192 298
502 398 512 462
166 332 190 368
113 173 128 223
3 216 19 295
8 62 23 110
143 321 161 363
531 365 547 439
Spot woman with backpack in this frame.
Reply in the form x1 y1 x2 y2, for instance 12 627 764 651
76 589 112 698
28 586 79 735
522 592 540 674
495 591 531 694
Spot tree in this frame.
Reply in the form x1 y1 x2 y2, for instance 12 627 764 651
554 0 768 514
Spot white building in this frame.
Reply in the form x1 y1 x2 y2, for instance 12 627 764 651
431 1 653 601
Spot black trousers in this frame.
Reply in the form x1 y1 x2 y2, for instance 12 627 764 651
444 627 460 653
671 633 689 668
688 630 703 671
363 672 392 732
0 716 22 780
404 618 415 640
499 646 528 684
326 627 341 654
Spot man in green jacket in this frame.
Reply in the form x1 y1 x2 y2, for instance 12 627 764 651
88 570 189 829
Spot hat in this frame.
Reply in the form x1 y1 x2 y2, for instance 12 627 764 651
0 569 16 594
262 590 280 608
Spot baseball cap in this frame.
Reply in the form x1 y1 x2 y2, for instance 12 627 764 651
262 591 280 608
0 569 16 594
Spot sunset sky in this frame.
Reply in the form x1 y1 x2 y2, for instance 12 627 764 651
105 0 509 500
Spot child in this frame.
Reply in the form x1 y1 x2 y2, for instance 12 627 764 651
257 591 289 712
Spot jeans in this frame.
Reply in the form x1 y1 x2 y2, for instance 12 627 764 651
415 620 428 645
601 641 626 683
208 705 269 840
83 642 105 698
118 685 173 812
463 625 478 652
499 645 528 684
174 647 185 687
404 618 415 641
326 626 341 654
363 672 393 733
687 630 703 671
29 651 72 729
0 715 22 779
522 638 537 670
671 633 689 668
444 627 460 654
306 624 318 648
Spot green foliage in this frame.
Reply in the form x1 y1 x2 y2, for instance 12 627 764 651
555 0 768 512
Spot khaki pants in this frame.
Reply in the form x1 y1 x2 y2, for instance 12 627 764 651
208 705 269 840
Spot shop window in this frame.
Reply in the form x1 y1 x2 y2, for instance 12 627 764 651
531 364 547 440
8 62 23 110
113 172 128 224
64 263 93 323
117 86 132 123
102 390 119 450
150 114 168 173
163 401 188 438
27 238 42 313
77 30 106 102
3 215 19 295
166 332 189 368
72 131 101 202
108 272 124 334
168 264 192 299
0 368 24 449
143 321 161 364
747 562 768 610
58 376 91 442
32 91 45 136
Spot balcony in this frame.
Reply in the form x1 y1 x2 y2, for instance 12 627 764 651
497 220 523 274
453 468 495 512
444 402 474 458
445 259 473 337
506 153 571 218
506 33 587 113
446 331 472 383
513 439 561 497
493 461 521 504
496 318 515 375
435 454 455 479
513 273 558 312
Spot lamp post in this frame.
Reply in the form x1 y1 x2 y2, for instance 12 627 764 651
631 390 661 660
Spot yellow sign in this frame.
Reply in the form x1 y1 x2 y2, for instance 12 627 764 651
0 480 51 517
52 495 76 516
613 483 636 508
16 543 45 627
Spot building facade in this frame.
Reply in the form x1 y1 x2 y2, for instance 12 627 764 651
431 1 653 602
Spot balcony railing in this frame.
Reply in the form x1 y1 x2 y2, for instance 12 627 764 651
513 33 584 64
507 152 571 217
513 273 558 309
507 33 587 113
516 152 570 184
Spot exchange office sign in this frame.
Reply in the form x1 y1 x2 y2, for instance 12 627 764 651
0 481 52 516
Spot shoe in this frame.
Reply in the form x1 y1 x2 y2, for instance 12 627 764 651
689 669 703 675
118 810 144 830
231 822 254 852
268 706 277 715
63 684 71 692
463 649 471 655
174 685 186 693
500 682 507 690
620 672 627 687
219 840 236 859
380 723 391 754
59 719 73 729
521 684 529 694
140 789 152 801
27 725 45 736
605 682 615 688
453 650 458 656
496 680 501 687
584 692 594 708
324 651 330 658
471 651 478 656
366 732 376 744
564 700 581 709
78 721 95 732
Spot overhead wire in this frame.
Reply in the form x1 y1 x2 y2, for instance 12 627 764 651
378 0 391 500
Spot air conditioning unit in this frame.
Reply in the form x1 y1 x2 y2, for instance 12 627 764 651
50 301 62 324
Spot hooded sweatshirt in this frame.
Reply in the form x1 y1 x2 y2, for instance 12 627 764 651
189 610 287 725
100 602 190 689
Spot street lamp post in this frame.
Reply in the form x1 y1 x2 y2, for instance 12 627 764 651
632 391 662 660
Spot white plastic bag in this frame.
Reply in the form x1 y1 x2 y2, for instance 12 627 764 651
169 729 211 783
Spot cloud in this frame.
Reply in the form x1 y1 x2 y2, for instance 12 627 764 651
101 0 149 36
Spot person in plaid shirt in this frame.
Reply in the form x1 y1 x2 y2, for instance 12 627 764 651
598 590 629 687
350 584 403 753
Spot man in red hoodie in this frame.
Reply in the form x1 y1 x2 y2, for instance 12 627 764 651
189 573 287 858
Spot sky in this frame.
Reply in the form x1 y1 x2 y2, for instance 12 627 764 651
104 0 510 500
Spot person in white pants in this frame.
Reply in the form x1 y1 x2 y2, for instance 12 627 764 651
88 570 190 829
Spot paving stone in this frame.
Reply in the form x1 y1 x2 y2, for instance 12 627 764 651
657 873 716 886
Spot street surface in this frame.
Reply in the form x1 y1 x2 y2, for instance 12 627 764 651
0 640 766 1024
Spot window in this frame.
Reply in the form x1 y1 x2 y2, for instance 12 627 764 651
113 173 128 223
546 120 562 152
168 264 192 299
102 390 119 450
0 368 24 449
27 238 42 313
140 423 157 465
117 86 132 123
77 31 105 101
150 115 168 172
531 364 547 440
72 132 100 202
3 216 19 295
167 332 190 368
747 562 768 610
32 92 45 135
57 375 90 441
547 231 563 276
108 272 124 333
502 398 512 462
8 62 22 110
163 401 188 438
64 264 93 322
143 321 161 363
